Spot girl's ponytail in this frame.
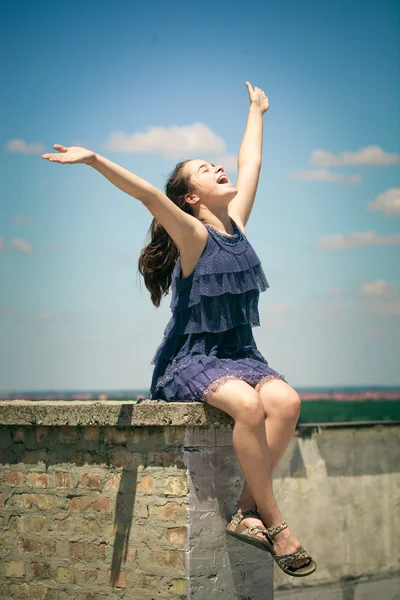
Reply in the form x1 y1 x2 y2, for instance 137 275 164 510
137 160 195 307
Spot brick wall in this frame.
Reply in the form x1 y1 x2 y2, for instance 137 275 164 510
0 419 191 600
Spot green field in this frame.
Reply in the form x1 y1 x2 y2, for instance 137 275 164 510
298 400 400 424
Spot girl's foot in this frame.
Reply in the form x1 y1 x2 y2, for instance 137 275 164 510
238 512 309 569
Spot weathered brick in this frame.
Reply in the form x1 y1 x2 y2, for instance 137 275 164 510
112 451 144 469
82 426 100 441
68 496 111 513
6 470 23 486
58 426 76 443
31 515 46 532
16 494 59 510
147 451 185 469
103 473 121 491
136 475 155 494
148 501 187 521
104 427 127 445
164 475 188 497
27 473 48 488
15 584 48 600
13 429 25 442
163 427 186 445
55 472 71 488
136 574 160 589
20 538 56 556
57 566 74 583
151 550 185 568
31 562 51 579
108 569 127 588
170 579 188 594
56 516 70 532
35 426 49 442
5 561 26 577
9 514 24 532
78 473 102 489
76 568 101 584
21 450 48 464
167 527 187 545
69 541 106 560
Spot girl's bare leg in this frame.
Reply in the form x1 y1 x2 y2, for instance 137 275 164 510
237 378 301 509
204 378 307 568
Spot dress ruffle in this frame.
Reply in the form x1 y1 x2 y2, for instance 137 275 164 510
150 349 287 402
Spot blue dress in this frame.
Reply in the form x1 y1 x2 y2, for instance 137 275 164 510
149 217 287 402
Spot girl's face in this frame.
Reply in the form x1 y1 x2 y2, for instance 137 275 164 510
185 159 237 205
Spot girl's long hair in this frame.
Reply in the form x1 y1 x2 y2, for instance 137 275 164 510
137 160 196 307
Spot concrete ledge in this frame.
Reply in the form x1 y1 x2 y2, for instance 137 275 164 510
0 400 233 427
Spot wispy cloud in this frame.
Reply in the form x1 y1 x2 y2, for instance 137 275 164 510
102 122 227 159
327 288 342 296
12 214 31 225
212 153 237 172
290 169 362 183
317 230 400 249
310 145 400 167
4 139 46 155
11 238 34 252
367 188 400 217
0 306 18 315
266 302 289 315
360 280 398 298
37 313 78 322
363 301 400 317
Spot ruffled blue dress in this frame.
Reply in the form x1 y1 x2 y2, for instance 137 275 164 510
149 217 287 402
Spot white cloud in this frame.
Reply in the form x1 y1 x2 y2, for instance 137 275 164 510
317 230 400 249
102 122 227 159
310 145 400 167
361 280 397 298
367 188 400 217
290 170 362 183
212 154 237 173
12 214 31 225
11 238 34 252
4 139 46 155
0 236 4 251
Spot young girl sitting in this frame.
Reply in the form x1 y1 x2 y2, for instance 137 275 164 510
42 81 316 577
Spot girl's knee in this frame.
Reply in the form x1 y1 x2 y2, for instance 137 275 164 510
235 393 265 426
260 381 301 419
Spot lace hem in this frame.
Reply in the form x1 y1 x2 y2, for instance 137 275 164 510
201 372 287 401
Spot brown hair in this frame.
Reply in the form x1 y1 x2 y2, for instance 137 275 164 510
137 159 196 307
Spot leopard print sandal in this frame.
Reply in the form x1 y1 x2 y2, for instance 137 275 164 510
225 508 274 553
226 509 317 577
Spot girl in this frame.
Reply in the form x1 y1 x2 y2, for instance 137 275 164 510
42 82 316 577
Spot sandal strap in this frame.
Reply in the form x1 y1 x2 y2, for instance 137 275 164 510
275 547 312 570
227 508 260 530
245 525 268 536
266 520 288 538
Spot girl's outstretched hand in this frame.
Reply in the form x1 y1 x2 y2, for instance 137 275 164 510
41 144 96 165
245 82 270 114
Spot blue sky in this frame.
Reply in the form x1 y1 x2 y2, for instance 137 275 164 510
1 0 399 392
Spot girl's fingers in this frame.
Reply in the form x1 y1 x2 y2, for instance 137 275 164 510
53 144 68 152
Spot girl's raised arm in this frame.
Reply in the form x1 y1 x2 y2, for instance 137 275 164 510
41 144 203 250
42 144 162 204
